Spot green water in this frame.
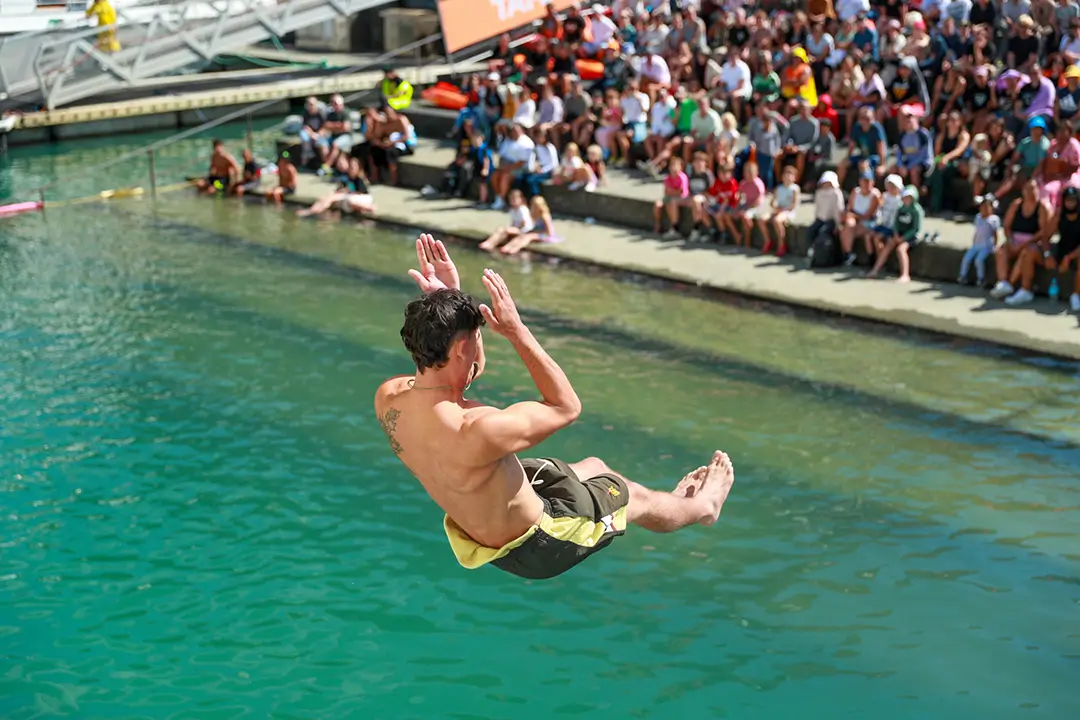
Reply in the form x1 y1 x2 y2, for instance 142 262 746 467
1 131 1079 719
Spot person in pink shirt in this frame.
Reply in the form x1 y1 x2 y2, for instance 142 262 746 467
731 161 766 248
1038 123 1080 210
654 156 690 238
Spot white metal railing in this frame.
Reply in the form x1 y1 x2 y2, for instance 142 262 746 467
2 0 374 109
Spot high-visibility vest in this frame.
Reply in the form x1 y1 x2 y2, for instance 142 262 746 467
381 78 413 111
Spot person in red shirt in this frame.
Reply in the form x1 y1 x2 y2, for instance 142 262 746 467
702 165 740 243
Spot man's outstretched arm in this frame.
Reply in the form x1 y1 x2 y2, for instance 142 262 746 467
467 270 581 459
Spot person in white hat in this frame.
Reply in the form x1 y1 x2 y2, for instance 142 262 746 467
806 171 846 252
864 174 905 266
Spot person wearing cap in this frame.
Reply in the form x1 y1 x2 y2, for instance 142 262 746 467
265 150 297 205
840 167 882 264
995 115 1050 198
1010 185 1080 310
1036 120 1080 210
868 185 923 282
582 4 618 56
1057 64 1080 129
839 105 887 187
479 73 504 135
958 194 1001 287
806 170 846 255
891 109 933 191
868 174 905 266
991 177 1050 300
379 67 413 112
781 47 819 109
962 64 997 136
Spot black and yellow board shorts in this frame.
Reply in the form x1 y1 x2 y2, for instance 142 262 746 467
443 457 630 580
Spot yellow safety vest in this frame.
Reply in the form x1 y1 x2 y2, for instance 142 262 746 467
381 78 413 111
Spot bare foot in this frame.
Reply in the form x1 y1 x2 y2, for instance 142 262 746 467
897 275 911 284
697 450 735 526
674 465 707 498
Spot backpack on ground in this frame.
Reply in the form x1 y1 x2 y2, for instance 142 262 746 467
806 221 841 268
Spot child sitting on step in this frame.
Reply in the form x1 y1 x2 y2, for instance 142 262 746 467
957 194 1000 287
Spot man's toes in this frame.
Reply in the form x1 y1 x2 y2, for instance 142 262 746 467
675 466 707 497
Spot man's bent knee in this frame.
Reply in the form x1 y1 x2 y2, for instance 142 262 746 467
570 456 613 480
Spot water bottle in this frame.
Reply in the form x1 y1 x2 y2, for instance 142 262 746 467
1049 277 1060 303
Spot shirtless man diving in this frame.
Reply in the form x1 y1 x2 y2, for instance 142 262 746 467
374 234 735 580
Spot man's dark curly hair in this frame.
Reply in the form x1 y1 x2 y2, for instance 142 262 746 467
401 289 485 371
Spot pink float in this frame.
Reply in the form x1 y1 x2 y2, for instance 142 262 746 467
0 200 43 218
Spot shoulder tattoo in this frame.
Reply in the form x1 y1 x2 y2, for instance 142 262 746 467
379 407 403 455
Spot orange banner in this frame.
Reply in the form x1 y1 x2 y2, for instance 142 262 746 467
438 0 576 54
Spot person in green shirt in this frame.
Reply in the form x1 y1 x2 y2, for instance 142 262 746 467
750 53 781 111
868 185 923 283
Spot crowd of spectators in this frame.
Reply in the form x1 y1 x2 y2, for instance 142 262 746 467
421 0 1080 302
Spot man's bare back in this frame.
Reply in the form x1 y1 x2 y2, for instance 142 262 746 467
375 234 735 580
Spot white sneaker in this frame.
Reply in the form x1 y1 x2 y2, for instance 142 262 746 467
662 229 682 240
1005 288 1035 305
420 184 438 197
568 181 584 191
1070 293 1080 312
990 280 1015 299
584 181 597 192
491 197 506 211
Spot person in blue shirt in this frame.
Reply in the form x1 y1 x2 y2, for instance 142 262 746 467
851 20 878 64
890 109 933 190
838 106 887 187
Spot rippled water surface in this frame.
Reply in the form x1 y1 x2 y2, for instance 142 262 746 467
1 132 1079 719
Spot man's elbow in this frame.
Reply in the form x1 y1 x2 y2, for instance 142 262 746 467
559 396 583 425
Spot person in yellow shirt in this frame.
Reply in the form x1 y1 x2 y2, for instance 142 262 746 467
379 67 413 111
86 0 121 53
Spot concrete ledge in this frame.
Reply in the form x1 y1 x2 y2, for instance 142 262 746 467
239 172 1080 360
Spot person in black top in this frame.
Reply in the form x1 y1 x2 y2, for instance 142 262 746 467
1007 16 1040 69
232 148 262 197
298 96 327 168
969 0 997 28
322 93 353 171
1011 186 1080 309
963 65 997 133
562 5 586 47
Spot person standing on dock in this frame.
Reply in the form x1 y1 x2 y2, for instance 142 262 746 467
380 67 413 112
373 235 736 580
86 0 121 53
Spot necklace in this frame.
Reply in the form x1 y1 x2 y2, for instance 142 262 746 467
408 379 453 391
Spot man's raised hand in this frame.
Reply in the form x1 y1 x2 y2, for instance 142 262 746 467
408 233 461 293
478 268 525 339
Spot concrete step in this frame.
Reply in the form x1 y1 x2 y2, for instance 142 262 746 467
276 114 1073 293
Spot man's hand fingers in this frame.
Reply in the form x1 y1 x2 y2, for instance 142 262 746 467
408 269 429 292
482 273 501 302
478 303 498 327
415 237 426 265
483 270 504 300
435 239 449 262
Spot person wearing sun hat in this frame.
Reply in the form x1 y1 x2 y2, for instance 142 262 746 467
1058 64 1080 130
868 185 923 283
781 46 819 108
994 114 1050 198
806 170 846 254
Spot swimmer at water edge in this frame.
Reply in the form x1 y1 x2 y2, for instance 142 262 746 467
374 234 735 579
